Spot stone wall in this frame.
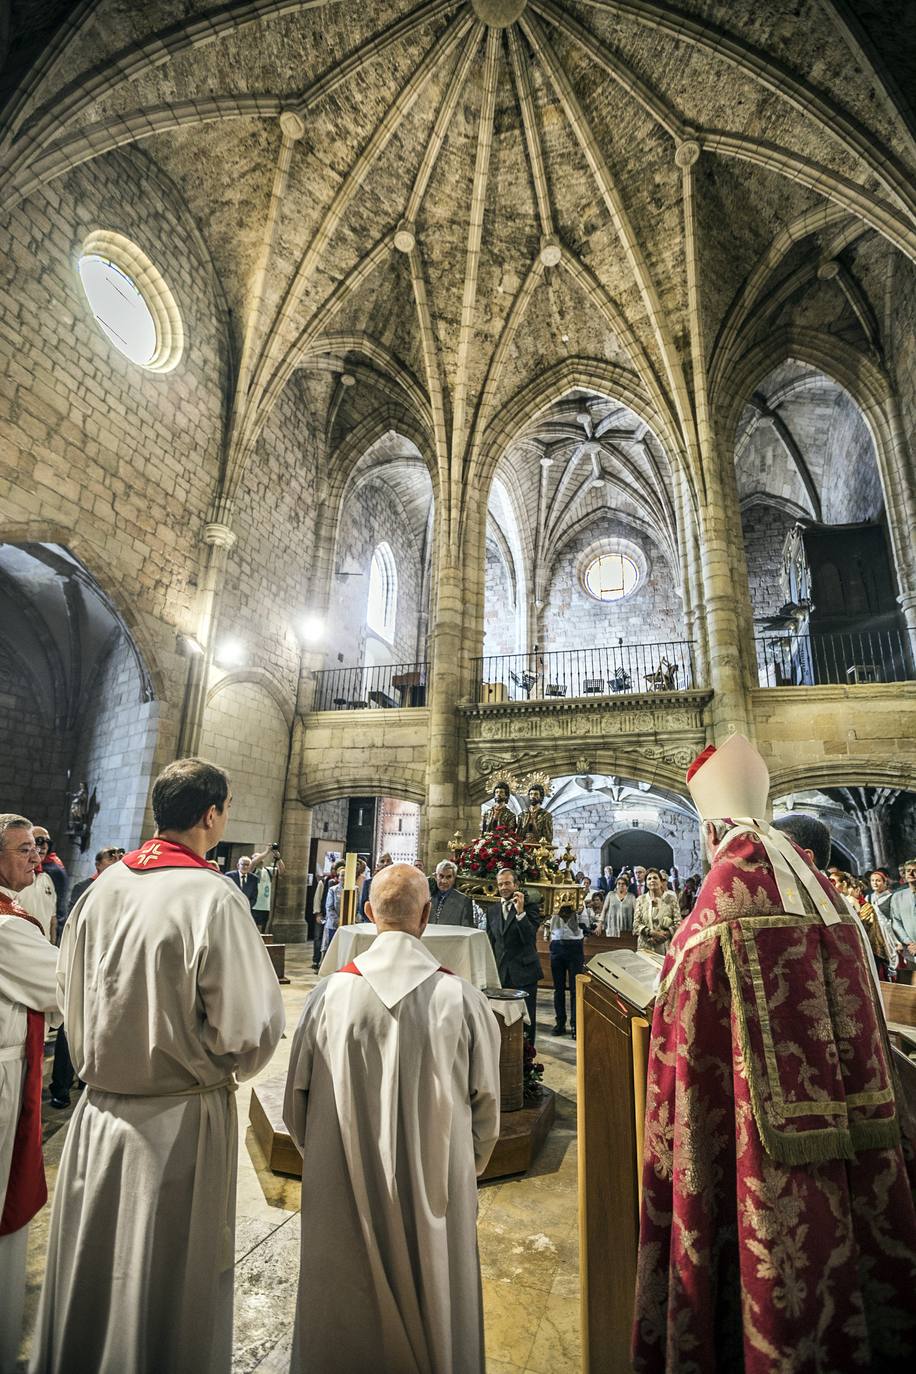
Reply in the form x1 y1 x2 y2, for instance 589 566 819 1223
541 521 682 653
324 475 427 674
0 151 228 732
821 390 884 525
0 655 66 831
752 685 916 794
298 707 430 815
310 798 348 849
741 503 798 622
889 793 916 872
198 678 290 850
553 800 701 883
221 379 324 706
69 637 159 882
483 540 517 659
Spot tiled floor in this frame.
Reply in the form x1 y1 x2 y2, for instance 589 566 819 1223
22 948 580 1373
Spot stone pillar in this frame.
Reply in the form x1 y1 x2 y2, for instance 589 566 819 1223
423 492 486 866
177 514 236 757
879 394 916 643
679 139 753 738
855 819 875 873
867 806 894 871
424 558 467 866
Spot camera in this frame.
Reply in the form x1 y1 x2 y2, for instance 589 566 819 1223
271 842 281 852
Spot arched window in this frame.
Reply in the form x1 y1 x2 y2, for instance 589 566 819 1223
367 543 398 640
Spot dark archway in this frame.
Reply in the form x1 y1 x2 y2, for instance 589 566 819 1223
602 829 674 873
0 541 157 879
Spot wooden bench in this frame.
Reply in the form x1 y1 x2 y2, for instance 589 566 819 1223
882 980 916 1051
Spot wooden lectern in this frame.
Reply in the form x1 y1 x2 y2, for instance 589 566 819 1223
576 951 658 1374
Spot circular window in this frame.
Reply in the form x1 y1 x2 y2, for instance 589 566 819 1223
77 231 183 371
583 551 640 602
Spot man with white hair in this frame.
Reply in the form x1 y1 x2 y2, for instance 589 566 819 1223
633 735 916 1373
0 816 58 1372
426 860 476 927
284 862 501 1374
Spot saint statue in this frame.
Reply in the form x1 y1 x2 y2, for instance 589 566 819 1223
482 781 515 835
68 781 90 839
516 784 553 846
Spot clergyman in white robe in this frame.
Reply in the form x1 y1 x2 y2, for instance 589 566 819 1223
284 862 502 1374
0 862 59 1374
30 837 285 1374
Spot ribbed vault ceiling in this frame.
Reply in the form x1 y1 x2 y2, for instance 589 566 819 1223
2 0 914 557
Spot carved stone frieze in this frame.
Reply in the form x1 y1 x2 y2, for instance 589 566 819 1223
464 691 711 745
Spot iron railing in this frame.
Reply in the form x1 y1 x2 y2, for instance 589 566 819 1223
755 629 916 687
312 661 429 711
473 641 698 704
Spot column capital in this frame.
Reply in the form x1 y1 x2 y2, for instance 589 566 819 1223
203 521 236 550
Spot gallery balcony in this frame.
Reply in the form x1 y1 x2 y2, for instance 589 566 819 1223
755 629 916 688
312 660 429 711
473 640 699 704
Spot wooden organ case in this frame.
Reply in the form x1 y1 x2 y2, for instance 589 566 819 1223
576 952 658 1373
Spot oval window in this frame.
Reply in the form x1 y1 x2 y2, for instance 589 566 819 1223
583 551 639 602
78 255 158 365
77 231 183 371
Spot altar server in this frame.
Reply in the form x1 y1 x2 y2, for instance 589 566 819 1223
633 735 916 1373
0 817 58 1374
31 759 285 1374
284 862 501 1374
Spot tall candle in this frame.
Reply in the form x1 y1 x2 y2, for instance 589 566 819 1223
343 851 357 891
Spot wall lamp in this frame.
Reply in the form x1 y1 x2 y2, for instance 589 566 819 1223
176 632 204 657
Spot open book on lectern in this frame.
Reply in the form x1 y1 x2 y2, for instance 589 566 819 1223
585 949 663 1014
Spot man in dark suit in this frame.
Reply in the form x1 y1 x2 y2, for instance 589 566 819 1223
226 854 259 912
481 866 542 1044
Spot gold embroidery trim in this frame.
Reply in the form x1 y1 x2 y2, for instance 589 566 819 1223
658 910 857 998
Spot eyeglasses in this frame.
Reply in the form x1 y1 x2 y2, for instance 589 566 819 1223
34 837 51 848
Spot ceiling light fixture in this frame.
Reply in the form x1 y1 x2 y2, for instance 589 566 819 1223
176 632 204 657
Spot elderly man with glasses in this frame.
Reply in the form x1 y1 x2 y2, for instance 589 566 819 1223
16 825 66 943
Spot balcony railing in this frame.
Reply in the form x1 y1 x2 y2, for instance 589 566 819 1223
312 661 429 711
755 629 916 687
473 641 698 704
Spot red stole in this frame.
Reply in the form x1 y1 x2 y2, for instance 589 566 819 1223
0 896 48 1236
121 838 215 871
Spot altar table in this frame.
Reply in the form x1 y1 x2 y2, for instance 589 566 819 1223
320 923 501 990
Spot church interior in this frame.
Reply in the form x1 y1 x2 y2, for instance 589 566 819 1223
2 0 916 1370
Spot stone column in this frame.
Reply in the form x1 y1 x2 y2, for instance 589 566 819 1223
679 139 754 738
423 494 486 866
176 513 236 757
273 746 313 944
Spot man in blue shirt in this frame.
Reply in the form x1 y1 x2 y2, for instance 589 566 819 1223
889 858 916 971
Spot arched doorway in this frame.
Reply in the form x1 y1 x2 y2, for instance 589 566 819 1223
602 829 674 873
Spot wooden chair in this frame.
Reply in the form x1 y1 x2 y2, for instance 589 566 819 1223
882 980 916 1052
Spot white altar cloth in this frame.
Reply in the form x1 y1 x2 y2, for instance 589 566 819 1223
320 924 500 991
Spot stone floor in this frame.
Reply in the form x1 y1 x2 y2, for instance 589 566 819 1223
20 947 580 1373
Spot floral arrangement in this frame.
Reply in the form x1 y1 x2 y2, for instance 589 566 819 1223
523 1039 544 1099
453 827 539 880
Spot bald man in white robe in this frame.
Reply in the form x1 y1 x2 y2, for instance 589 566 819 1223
30 759 285 1374
284 862 501 1374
